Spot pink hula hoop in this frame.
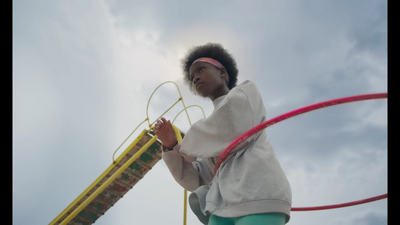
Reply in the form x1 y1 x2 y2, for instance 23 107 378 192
213 93 387 211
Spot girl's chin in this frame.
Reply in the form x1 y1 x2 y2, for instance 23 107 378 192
195 89 206 97
197 92 209 98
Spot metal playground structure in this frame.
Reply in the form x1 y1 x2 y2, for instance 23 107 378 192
49 81 387 225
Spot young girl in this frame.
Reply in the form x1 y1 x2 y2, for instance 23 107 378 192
155 43 292 225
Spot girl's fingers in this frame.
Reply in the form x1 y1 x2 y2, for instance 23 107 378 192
158 118 172 130
155 118 172 135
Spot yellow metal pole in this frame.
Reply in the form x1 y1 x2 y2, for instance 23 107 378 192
172 105 206 125
146 81 179 128
49 129 148 225
59 134 158 225
145 81 193 128
149 98 182 127
184 189 188 225
112 118 148 163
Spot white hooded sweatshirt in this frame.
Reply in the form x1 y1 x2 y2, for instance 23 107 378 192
162 80 292 224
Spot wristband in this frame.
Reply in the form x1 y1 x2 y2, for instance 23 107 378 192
162 141 178 152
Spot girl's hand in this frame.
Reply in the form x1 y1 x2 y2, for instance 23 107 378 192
155 117 197 162
154 117 178 149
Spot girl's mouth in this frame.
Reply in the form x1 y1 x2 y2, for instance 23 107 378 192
196 82 203 90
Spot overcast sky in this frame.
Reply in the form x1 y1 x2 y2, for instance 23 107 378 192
13 0 387 225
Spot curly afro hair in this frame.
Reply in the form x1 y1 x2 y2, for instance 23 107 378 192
180 43 239 92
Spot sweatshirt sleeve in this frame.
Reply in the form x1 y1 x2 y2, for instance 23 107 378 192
179 80 266 159
162 143 213 191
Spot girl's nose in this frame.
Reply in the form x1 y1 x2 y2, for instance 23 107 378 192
193 75 201 84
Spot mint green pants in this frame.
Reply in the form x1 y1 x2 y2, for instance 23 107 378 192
208 213 286 225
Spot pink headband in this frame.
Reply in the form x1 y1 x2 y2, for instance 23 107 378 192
191 57 229 83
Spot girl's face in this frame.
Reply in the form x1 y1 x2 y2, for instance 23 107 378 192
189 61 229 100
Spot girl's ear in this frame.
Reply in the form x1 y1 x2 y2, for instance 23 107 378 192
218 68 229 87
219 68 227 75
219 68 229 81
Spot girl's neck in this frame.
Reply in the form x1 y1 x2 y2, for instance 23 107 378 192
210 86 230 101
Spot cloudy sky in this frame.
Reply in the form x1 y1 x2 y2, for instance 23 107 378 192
13 0 387 225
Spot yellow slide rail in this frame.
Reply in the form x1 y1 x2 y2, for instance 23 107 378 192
49 129 149 225
50 81 205 225
59 135 159 225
